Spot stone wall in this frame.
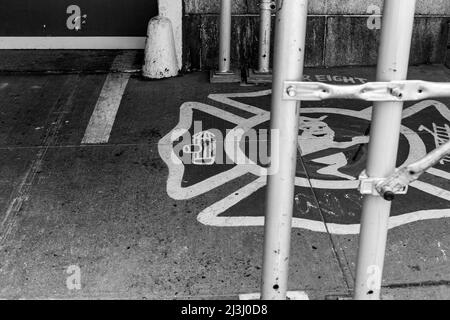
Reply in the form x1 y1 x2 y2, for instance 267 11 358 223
182 0 450 70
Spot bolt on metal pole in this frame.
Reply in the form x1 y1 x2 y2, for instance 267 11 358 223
257 0 273 73
354 0 417 300
261 0 308 300
218 0 232 73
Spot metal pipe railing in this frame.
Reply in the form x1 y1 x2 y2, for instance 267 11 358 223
261 0 308 300
257 0 274 74
218 0 232 73
354 0 417 300
211 0 241 83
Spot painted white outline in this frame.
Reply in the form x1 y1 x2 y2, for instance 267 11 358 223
159 89 450 235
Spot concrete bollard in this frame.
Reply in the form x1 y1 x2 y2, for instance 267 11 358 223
142 16 179 79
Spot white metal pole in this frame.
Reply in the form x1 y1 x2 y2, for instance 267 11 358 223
354 0 416 300
257 0 273 73
261 0 308 300
218 0 232 73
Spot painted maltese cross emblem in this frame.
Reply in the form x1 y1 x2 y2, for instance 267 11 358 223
159 88 450 235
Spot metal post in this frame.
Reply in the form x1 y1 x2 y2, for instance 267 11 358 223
354 0 417 300
218 0 232 73
247 0 274 84
210 0 241 83
261 0 308 300
257 0 272 73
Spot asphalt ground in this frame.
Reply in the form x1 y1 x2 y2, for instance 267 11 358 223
0 51 448 299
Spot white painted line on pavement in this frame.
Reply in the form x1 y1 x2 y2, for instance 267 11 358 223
82 73 130 144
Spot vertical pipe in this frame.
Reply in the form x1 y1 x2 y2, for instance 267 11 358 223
257 0 273 73
354 0 416 300
261 0 308 300
218 0 232 73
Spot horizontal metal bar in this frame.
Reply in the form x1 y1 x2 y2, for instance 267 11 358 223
283 80 450 101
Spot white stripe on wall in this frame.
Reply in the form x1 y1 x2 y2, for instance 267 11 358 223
0 37 146 49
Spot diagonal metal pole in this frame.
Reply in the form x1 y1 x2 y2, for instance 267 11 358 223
354 0 417 300
261 0 308 300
